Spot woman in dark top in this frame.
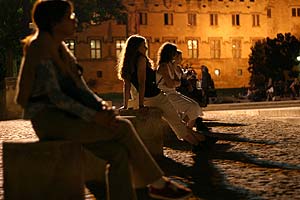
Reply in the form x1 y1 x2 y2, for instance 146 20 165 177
15 1 191 200
117 35 207 145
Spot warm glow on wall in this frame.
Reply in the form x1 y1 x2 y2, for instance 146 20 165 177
214 69 220 76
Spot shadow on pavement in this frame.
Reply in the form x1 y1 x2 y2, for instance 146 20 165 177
203 132 278 145
157 123 300 200
211 144 300 170
160 132 258 200
205 121 247 127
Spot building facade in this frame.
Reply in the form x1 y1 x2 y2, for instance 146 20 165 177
68 0 300 94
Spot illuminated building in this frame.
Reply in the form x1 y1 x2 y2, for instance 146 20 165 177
67 0 300 94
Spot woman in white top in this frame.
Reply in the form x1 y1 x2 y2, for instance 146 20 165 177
156 42 207 131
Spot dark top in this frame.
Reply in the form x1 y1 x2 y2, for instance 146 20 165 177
130 54 161 97
24 60 101 122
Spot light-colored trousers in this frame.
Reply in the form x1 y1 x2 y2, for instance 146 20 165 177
165 90 203 121
143 92 193 140
30 107 163 200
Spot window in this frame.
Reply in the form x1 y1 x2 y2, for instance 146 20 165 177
292 8 300 17
237 69 243 76
96 71 102 78
65 39 75 55
164 13 173 25
187 39 198 58
232 14 240 26
188 13 196 26
252 14 260 26
232 39 241 58
139 12 147 25
267 8 272 18
116 14 127 25
250 0 255 2
115 39 126 58
292 8 296 17
210 39 221 59
90 39 101 59
210 14 218 26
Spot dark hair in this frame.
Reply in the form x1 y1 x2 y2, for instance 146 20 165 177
32 0 73 33
157 42 177 65
117 35 150 80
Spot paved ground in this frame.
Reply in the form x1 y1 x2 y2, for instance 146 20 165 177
0 108 300 200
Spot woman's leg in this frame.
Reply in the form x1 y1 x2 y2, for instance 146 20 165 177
144 93 204 144
166 92 202 128
31 108 163 199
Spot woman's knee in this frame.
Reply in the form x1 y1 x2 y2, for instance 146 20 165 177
117 118 136 134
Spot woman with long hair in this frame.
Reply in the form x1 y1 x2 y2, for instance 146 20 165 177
117 35 207 146
156 42 210 132
15 1 191 199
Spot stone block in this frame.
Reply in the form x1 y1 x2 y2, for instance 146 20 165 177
3 140 107 200
120 107 165 157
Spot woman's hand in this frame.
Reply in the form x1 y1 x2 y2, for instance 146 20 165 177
181 132 199 145
93 109 119 129
119 105 128 110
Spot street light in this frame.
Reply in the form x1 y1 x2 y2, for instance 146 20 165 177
214 69 220 76
297 55 300 62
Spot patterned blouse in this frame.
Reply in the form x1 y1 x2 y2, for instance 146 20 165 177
24 60 99 122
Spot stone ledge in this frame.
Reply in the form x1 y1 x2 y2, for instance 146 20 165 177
3 140 107 200
120 107 165 157
205 107 300 117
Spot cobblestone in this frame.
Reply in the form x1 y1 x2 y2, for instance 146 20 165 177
0 111 300 199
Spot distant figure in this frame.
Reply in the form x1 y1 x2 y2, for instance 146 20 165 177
200 65 215 105
15 1 191 200
290 77 300 99
266 77 275 101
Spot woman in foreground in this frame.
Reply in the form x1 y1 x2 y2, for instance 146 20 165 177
15 1 192 199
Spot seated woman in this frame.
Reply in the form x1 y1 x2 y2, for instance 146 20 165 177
156 43 210 132
117 34 208 146
15 1 192 200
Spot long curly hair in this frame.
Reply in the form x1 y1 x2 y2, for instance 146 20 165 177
117 34 149 80
156 42 177 67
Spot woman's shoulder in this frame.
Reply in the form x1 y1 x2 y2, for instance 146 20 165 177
27 39 52 60
157 62 169 72
136 54 147 65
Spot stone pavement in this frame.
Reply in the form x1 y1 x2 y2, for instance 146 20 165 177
1 108 300 200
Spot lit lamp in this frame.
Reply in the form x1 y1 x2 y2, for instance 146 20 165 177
214 69 220 76
297 55 300 62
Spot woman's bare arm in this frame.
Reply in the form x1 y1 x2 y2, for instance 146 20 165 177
137 56 146 107
158 63 181 88
123 79 131 108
